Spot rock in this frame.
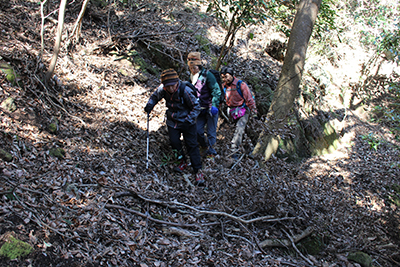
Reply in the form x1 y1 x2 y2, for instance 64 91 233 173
347 251 372 267
0 233 33 260
0 149 13 162
49 147 65 159
1 97 17 112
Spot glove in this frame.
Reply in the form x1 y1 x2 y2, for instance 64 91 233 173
144 104 152 114
210 106 218 116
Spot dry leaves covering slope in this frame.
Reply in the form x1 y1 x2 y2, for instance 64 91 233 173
0 0 400 266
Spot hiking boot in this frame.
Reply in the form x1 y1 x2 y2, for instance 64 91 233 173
173 160 187 173
206 154 215 160
194 171 205 186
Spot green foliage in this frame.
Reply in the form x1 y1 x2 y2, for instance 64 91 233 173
0 235 33 260
205 0 269 66
355 0 399 63
361 133 381 150
160 149 182 166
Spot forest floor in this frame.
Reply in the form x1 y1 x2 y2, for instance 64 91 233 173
0 0 400 266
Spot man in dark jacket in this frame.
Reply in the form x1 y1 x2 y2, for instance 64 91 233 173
187 52 221 159
144 69 205 185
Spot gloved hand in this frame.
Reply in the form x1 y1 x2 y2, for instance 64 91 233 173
210 106 218 116
144 104 152 114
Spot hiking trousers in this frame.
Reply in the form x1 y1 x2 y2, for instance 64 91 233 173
228 107 250 151
168 123 202 172
196 110 218 155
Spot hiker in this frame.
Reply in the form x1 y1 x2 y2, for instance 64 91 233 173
187 52 221 159
221 66 258 158
144 69 205 185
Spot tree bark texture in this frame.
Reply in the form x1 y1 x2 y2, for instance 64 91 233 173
252 0 322 160
45 0 68 84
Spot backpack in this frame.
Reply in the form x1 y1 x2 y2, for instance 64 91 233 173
178 81 199 105
224 80 255 108
201 69 224 106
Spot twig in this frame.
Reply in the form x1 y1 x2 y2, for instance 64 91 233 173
117 28 186 40
259 226 314 248
283 229 314 266
34 75 86 126
228 153 245 173
105 204 198 228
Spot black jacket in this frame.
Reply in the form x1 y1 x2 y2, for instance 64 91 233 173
146 81 200 129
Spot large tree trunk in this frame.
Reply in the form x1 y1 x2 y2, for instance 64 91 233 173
252 0 322 160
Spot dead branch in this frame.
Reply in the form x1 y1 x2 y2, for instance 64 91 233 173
105 204 199 228
259 226 314 248
114 189 299 225
283 229 314 266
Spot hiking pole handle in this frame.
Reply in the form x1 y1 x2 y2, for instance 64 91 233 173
146 113 150 169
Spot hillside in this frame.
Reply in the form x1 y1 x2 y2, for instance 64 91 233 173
1 0 400 266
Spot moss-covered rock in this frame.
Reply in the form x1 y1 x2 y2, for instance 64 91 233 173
48 123 58 134
0 61 18 85
297 234 324 255
0 234 33 260
347 251 372 267
49 147 65 159
0 149 13 162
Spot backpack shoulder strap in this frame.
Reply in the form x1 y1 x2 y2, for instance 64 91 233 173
179 81 185 99
236 80 243 99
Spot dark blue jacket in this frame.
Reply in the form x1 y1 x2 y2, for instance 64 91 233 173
146 81 200 129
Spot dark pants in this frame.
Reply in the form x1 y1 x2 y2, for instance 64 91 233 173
196 110 218 155
168 123 202 173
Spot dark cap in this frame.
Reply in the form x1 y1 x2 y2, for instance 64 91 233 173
221 66 234 76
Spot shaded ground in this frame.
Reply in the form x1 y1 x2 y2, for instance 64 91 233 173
1 0 400 266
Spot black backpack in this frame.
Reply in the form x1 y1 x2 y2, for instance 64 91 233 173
178 81 199 105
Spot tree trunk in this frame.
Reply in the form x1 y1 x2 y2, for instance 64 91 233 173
45 0 68 85
252 0 322 160
71 0 90 41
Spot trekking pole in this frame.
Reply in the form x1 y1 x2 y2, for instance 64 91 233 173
146 113 150 169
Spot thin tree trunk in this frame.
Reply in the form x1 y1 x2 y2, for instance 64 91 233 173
71 0 90 41
45 0 68 85
216 10 238 69
252 0 322 160
39 0 47 59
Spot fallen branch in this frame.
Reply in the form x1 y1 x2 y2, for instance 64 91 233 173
114 189 299 225
259 226 314 248
105 204 198 228
283 229 314 266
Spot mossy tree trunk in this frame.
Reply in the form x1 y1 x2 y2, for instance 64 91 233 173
252 0 322 160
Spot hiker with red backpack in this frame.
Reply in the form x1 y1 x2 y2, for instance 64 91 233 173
144 69 205 186
221 66 258 159
187 52 222 159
